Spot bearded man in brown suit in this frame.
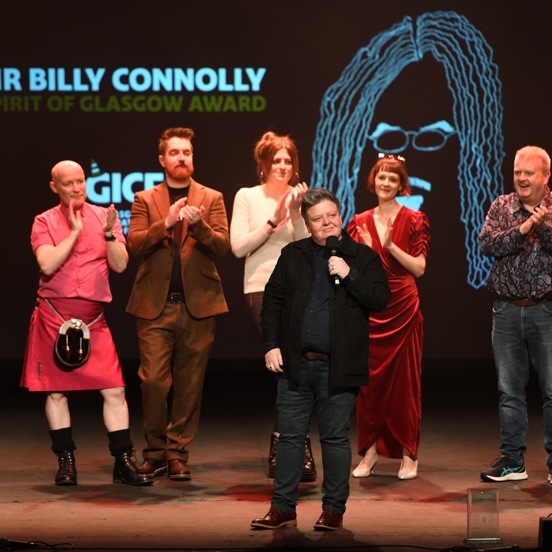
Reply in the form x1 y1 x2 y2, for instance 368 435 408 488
127 127 229 480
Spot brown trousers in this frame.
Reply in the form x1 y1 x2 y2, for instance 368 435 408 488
137 302 215 462
245 291 263 341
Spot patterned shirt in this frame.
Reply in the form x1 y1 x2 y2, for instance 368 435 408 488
479 189 552 299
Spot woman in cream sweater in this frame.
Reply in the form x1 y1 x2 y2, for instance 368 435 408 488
230 131 315 481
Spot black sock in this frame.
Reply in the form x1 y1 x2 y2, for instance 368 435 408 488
49 427 76 455
107 428 133 456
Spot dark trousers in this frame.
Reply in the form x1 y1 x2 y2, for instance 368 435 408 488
271 358 358 515
492 299 552 464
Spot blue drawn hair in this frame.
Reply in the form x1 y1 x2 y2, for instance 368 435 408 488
311 11 504 289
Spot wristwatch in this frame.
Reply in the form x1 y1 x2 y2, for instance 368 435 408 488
267 219 277 229
105 231 117 241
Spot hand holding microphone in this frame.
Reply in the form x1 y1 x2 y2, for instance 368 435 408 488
326 236 350 286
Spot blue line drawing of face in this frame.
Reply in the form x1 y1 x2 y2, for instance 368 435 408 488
310 11 505 289
368 120 456 210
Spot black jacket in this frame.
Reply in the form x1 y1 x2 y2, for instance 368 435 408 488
261 231 391 387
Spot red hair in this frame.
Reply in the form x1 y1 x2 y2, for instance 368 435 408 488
367 157 411 196
254 131 299 186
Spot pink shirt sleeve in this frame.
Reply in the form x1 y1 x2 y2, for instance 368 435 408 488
31 203 119 303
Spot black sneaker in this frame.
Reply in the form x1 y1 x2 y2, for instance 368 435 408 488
480 455 528 482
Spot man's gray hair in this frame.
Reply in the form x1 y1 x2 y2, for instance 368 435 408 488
301 188 341 222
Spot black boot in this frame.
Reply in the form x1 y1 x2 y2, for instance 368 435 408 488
113 450 153 486
55 450 77 486
301 436 317 482
267 434 278 478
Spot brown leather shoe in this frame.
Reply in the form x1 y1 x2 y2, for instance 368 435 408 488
168 459 192 480
314 510 343 531
251 508 297 529
139 458 167 477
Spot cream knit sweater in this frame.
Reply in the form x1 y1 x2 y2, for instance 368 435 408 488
230 185 309 293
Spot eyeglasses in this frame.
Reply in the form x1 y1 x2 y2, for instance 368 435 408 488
369 120 456 154
378 153 406 163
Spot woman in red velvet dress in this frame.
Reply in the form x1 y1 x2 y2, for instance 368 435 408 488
347 154 429 480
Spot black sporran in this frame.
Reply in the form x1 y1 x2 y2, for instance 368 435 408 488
54 318 91 370
43 298 102 371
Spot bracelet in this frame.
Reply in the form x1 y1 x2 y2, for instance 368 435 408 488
267 219 277 229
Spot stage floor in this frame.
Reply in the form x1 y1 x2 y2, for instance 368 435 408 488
0 359 549 552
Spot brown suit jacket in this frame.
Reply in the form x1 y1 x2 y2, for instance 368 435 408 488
126 179 229 320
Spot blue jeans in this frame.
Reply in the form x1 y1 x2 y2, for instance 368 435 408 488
492 300 552 464
271 358 358 515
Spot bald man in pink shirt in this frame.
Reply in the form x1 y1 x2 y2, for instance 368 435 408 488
22 160 151 488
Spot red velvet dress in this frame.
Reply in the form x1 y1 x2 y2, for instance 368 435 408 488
347 207 429 459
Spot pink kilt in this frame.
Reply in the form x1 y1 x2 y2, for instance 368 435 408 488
21 297 125 391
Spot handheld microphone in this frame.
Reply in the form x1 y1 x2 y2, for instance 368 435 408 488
325 236 340 286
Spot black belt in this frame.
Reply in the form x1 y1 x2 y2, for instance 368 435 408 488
498 296 548 307
167 292 185 304
302 351 330 362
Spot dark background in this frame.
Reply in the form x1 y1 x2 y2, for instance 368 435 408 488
2 0 551 362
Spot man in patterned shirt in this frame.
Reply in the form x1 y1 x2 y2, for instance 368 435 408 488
479 145 552 483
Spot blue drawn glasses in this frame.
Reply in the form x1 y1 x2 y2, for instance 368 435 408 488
369 120 456 154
